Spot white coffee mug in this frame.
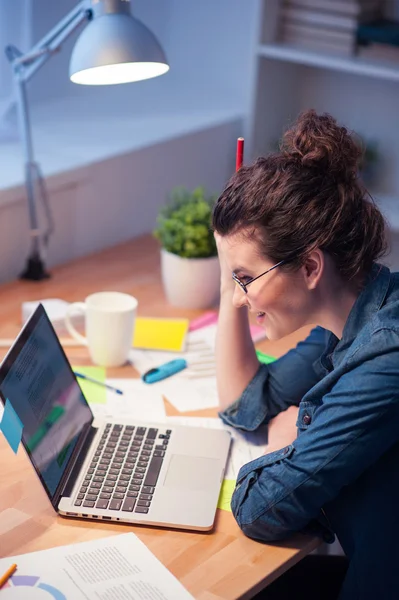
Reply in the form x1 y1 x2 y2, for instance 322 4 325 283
65 292 138 367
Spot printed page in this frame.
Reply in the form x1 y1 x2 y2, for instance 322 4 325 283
0 533 194 599
89 378 167 423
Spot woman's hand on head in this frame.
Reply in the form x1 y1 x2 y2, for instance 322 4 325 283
214 232 235 296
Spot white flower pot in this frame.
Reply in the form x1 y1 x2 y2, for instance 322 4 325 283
160 249 220 309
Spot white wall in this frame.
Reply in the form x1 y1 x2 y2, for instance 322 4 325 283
26 0 257 112
0 1 257 281
0 118 241 282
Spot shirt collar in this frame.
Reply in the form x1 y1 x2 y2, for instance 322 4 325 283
333 263 391 360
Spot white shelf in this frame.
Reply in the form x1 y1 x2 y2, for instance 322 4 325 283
258 43 399 83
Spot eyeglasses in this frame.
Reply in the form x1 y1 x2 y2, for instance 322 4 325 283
232 259 289 294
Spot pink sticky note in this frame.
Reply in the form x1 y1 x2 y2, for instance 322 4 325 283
189 311 218 331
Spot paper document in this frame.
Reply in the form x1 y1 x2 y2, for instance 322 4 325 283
0 532 194 599
89 378 167 423
129 328 219 412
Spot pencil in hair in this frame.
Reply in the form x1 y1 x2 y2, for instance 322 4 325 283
236 137 244 171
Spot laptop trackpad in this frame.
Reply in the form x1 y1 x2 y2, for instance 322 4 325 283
164 454 221 491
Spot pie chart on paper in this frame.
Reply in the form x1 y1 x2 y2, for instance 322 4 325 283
1 575 66 599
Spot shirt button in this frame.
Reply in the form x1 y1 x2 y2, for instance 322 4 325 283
303 414 312 426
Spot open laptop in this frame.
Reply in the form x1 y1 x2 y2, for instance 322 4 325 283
0 304 231 531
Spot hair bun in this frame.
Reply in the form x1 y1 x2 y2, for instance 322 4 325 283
281 109 362 183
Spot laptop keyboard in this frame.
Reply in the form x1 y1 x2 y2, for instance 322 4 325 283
73 423 171 514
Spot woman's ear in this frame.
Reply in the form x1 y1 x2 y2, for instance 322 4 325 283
302 249 324 290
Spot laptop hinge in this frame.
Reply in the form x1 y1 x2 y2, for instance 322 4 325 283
53 423 98 508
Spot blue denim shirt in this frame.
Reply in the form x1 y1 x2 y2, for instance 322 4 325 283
219 264 399 599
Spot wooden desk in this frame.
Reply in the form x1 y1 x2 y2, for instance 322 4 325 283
0 235 318 600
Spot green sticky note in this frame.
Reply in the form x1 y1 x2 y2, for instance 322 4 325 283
73 366 107 404
256 350 277 364
217 479 236 512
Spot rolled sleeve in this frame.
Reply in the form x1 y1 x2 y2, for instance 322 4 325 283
219 326 328 431
228 329 399 543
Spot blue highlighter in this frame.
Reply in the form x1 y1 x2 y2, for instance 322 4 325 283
142 358 187 384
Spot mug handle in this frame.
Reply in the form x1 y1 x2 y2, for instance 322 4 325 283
64 302 88 346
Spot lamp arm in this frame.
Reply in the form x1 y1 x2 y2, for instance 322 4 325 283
7 0 91 83
4 0 92 280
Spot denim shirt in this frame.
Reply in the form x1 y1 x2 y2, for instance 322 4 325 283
219 264 399 599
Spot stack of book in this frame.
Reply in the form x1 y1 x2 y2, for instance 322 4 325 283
278 0 383 57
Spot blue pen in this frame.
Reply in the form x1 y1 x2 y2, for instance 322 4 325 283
74 371 124 395
142 359 187 384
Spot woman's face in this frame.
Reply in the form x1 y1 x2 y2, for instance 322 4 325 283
218 232 316 340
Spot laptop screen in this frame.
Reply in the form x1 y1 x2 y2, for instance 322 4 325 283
0 304 93 500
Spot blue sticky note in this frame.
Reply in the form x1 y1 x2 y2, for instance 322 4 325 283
0 399 23 454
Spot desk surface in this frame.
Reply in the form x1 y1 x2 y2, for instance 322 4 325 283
0 235 318 600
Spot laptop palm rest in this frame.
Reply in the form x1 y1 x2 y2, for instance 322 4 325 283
163 455 221 491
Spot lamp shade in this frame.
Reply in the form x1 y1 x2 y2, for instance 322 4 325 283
69 3 169 85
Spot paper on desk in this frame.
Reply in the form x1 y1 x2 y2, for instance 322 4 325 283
159 376 219 411
129 327 219 412
89 378 166 423
0 532 194 599
167 416 268 511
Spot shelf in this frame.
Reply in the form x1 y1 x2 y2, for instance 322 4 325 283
258 43 399 83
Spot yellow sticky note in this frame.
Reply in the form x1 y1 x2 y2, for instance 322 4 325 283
133 317 189 352
73 366 107 404
217 479 236 512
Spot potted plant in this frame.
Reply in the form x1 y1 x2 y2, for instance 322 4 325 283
153 186 220 308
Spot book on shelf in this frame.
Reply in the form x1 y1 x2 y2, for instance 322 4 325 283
357 42 399 62
357 19 399 47
280 34 355 56
280 20 355 44
281 3 383 31
281 5 357 30
283 0 383 19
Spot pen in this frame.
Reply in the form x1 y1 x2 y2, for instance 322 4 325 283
0 563 17 588
74 372 124 395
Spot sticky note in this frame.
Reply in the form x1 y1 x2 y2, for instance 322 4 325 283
74 366 107 404
133 317 189 352
217 479 236 512
189 311 218 331
256 350 276 365
0 399 23 454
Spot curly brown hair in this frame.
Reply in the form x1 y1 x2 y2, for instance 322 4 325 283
212 110 388 281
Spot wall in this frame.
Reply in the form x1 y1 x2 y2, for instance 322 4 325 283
0 118 241 282
27 0 257 112
0 1 257 281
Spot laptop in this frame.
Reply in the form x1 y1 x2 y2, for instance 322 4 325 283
0 304 231 531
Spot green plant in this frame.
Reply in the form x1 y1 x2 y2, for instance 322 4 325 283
153 186 217 258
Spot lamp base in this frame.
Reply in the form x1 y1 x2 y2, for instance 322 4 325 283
20 254 51 281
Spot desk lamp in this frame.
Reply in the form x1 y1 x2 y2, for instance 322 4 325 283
5 0 169 280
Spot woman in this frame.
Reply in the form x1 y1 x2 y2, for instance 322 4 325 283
213 110 399 600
